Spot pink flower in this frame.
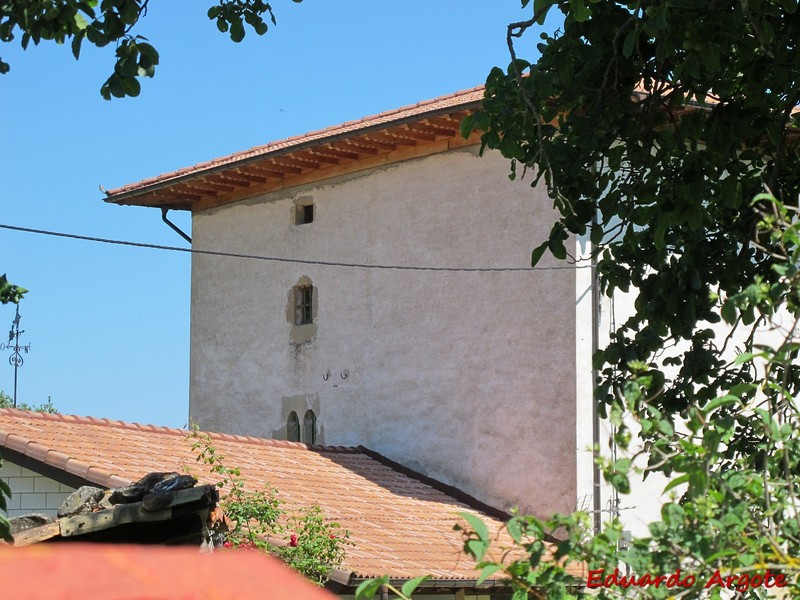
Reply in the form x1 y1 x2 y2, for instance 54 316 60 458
289 534 298 547
222 540 233 548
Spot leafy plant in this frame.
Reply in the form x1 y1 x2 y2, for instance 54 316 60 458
0 392 58 413
187 426 350 585
0 275 25 305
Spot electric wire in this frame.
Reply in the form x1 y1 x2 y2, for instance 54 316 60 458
0 223 592 272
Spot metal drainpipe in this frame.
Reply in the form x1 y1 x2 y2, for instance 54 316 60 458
380 585 389 600
591 213 602 535
161 208 192 244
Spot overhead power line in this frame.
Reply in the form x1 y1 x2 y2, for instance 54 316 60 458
0 223 591 273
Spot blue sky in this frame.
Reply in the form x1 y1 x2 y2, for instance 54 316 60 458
0 2 553 428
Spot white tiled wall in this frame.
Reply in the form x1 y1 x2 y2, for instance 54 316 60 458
0 459 76 518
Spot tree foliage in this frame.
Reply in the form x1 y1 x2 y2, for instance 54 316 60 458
449 0 800 596
0 391 57 413
0 275 25 305
0 0 302 99
466 0 800 425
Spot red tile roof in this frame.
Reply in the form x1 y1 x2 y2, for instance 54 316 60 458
0 543 338 600
104 86 485 210
0 408 583 586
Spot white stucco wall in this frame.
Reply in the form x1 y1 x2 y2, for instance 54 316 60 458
0 459 75 518
189 148 577 517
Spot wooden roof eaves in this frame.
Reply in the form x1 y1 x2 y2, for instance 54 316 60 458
104 99 483 209
189 130 483 212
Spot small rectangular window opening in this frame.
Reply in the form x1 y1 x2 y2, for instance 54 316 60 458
295 285 313 325
295 203 314 225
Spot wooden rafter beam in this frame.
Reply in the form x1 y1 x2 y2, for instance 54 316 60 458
299 150 339 165
396 125 436 142
282 153 322 169
211 174 253 188
340 140 379 155
355 136 398 151
410 121 457 137
233 170 269 184
180 183 220 197
374 132 417 147
198 180 236 193
246 164 288 179
320 144 360 160
267 159 304 174
424 116 462 130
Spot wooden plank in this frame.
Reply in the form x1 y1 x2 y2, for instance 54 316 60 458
59 486 216 538
299 150 339 165
408 121 456 137
233 170 268 184
321 145 359 160
266 160 302 175
340 140 379 155
368 133 416 147
197 180 236 193
214 173 254 187
244 164 285 179
395 125 436 142
425 116 462 129
353 136 398 151
12 521 60 547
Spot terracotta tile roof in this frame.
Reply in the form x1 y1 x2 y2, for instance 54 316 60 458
0 408 583 586
104 86 485 211
0 543 338 600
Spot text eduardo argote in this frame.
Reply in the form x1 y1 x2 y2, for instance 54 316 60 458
587 567 786 593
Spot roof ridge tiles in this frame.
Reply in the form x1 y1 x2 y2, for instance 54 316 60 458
0 408 366 454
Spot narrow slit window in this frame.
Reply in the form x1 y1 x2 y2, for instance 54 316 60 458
294 285 313 325
303 410 317 445
287 411 300 442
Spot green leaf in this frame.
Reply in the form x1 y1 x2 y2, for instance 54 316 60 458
663 473 690 494
533 0 553 23
466 538 489 562
704 394 739 413
622 28 638 57
720 300 736 324
734 352 756 365
401 575 431 597
459 113 476 139
458 512 490 542
530 240 548 266
355 576 389 600
548 233 567 260
477 564 503 585
569 0 591 21
512 588 528 600
506 517 523 543
230 19 245 42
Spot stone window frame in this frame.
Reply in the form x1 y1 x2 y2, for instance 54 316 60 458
303 410 317 445
287 276 318 343
293 196 315 225
287 411 300 442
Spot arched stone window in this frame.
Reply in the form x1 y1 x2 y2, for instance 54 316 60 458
303 409 317 445
287 411 300 442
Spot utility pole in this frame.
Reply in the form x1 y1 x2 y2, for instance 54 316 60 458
2 305 30 408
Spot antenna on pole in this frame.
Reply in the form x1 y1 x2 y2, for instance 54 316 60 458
2 304 31 408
